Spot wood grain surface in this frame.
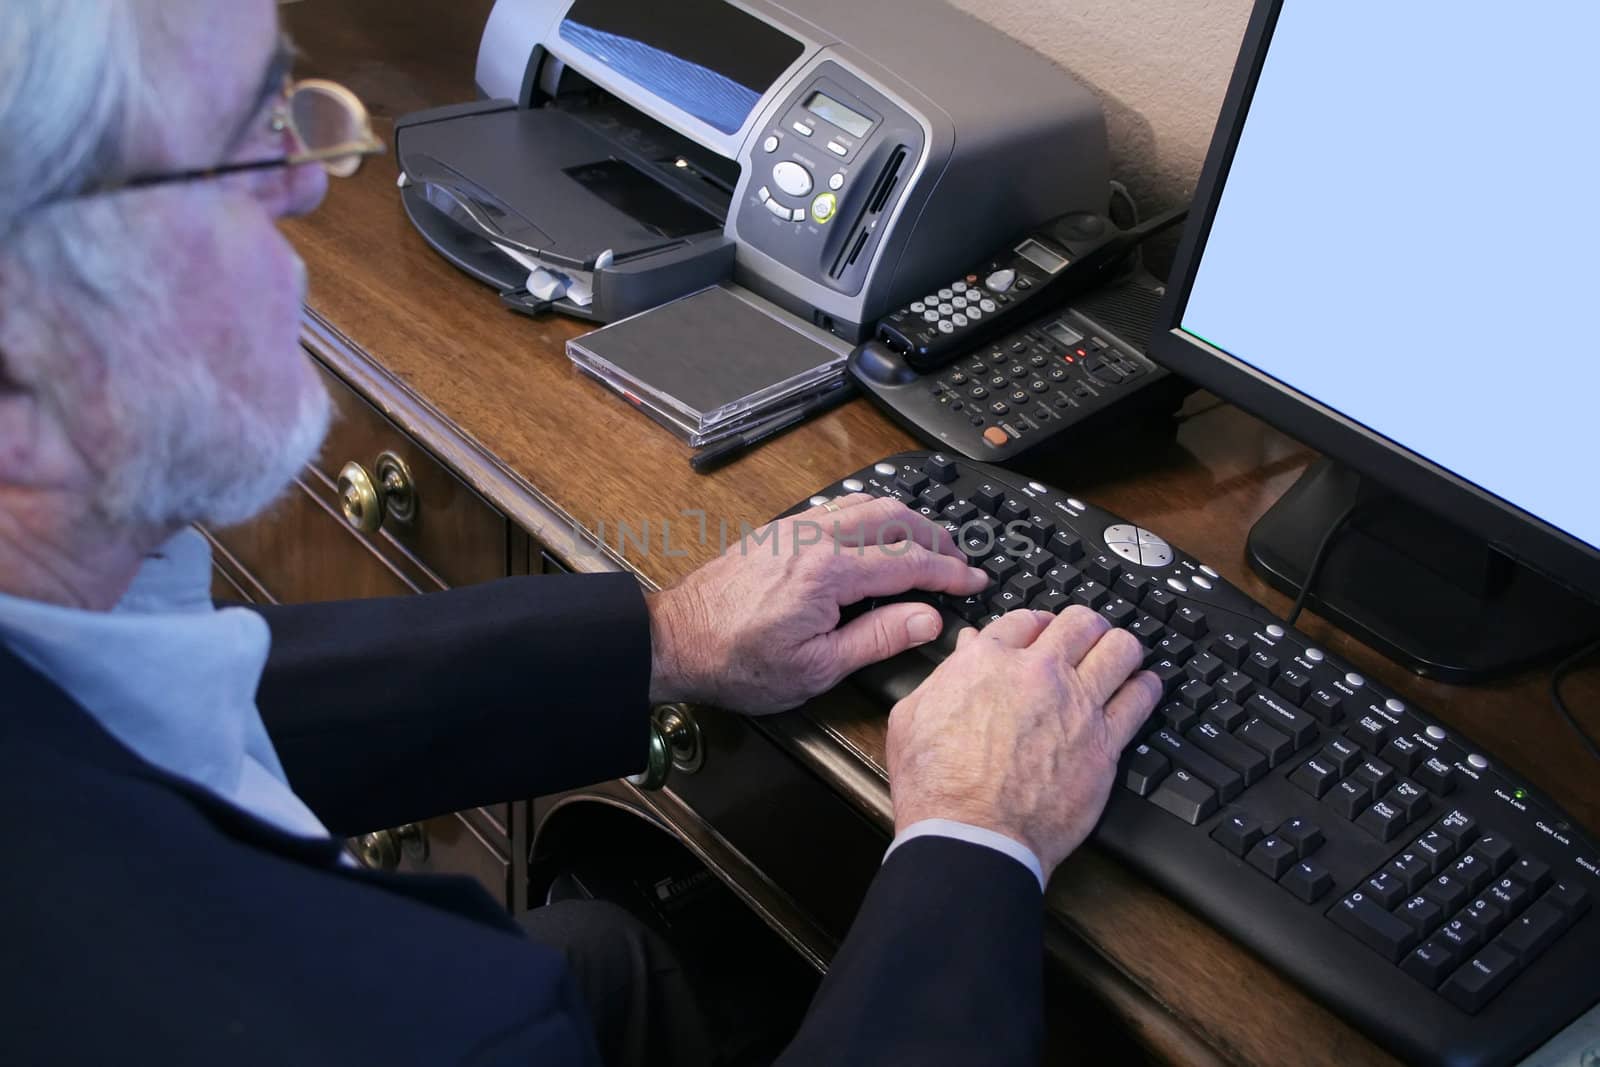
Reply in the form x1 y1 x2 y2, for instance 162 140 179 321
280 3 1599 1063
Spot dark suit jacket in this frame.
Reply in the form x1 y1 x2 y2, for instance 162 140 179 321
0 574 1042 1065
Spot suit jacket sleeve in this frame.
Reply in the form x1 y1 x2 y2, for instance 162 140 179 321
250 573 653 835
776 836 1045 1066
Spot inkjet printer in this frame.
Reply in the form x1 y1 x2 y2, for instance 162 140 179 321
395 0 1110 338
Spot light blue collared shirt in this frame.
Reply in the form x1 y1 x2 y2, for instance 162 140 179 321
0 529 329 840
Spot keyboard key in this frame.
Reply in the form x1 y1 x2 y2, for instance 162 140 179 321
921 484 955 511
1204 700 1249 732
1003 572 1044 602
1437 917 1483 958
1461 896 1508 940
1245 692 1317 749
1147 729 1243 801
1325 778 1373 820
1497 900 1566 965
1069 581 1110 610
1127 614 1166 646
1439 943 1519 1013
1290 756 1339 798
1352 758 1395 796
1122 743 1170 797
1354 799 1408 842
998 496 1030 521
942 499 979 525
1210 811 1263 856
895 470 929 495
1321 736 1363 775
1363 870 1408 909
1212 630 1251 666
1413 829 1459 872
1146 658 1187 693
1304 688 1344 725
1113 572 1151 604
1388 780 1431 821
988 588 1030 614
1030 590 1070 613
1170 605 1208 639
1141 586 1177 620
1047 530 1084 562
1434 809 1479 850
1016 547 1055 576
1043 563 1081 593
1280 859 1334 903
1148 768 1219 824
1330 891 1419 962
1176 678 1216 711
1466 833 1515 875
1084 553 1122 586
1449 852 1493 895
923 454 958 482
1401 936 1461 988
1273 667 1313 705
1215 671 1254 704
1508 856 1551 894
971 482 1004 512
1276 817 1325 858
1415 756 1457 796
1350 714 1391 752
1394 894 1444 937
1156 633 1194 664
1545 880 1591 923
1187 722 1267 785
1158 703 1199 734
1247 836 1298 879
1422 873 1472 915
1380 734 1423 773
1386 850 1433 893
952 594 988 623
1243 650 1279 685
1099 597 1137 628
981 553 1020 584
1485 876 1530 917
1185 650 1225 684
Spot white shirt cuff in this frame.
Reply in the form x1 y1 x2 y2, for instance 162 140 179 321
883 818 1046 892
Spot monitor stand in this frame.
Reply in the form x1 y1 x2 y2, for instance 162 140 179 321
1247 460 1600 683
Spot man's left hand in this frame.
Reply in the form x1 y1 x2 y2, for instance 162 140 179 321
646 494 989 713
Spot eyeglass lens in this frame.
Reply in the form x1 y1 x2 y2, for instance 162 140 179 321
290 83 371 178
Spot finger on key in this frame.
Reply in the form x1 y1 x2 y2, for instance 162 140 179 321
835 542 988 602
1031 604 1113 666
980 609 1054 649
1074 626 1148 707
824 496 962 558
1103 671 1163 749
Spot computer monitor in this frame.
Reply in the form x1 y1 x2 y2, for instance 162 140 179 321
1153 0 1600 681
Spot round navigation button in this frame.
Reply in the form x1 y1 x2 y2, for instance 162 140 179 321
1425 725 1447 741
772 160 813 198
985 268 1016 292
842 478 865 492
1467 753 1489 770
1139 543 1174 567
1108 541 1142 564
874 462 896 476
762 134 780 153
1103 523 1138 545
828 172 845 191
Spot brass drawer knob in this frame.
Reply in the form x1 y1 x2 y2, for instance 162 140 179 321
628 705 704 791
352 822 428 871
337 451 415 533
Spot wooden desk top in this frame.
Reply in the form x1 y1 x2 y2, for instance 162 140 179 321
283 4 1597 1063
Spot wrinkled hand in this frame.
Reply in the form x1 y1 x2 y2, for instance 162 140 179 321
887 606 1161 874
647 494 989 713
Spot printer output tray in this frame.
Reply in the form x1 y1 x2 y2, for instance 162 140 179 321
396 103 733 322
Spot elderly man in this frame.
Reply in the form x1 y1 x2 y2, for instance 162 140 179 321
0 1 1158 1064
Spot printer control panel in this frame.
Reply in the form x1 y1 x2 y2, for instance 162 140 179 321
737 62 925 300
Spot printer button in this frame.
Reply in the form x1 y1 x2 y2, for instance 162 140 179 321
791 207 807 222
829 172 845 191
762 135 780 153
765 197 792 220
757 186 771 203
772 160 814 198
827 140 848 156
792 121 814 136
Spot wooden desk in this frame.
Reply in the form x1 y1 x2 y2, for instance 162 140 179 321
255 4 1600 1063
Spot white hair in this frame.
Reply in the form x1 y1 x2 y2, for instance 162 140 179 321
0 0 330 532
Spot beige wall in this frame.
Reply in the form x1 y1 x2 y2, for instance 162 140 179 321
951 0 1254 232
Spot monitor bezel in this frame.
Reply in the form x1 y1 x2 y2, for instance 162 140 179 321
1152 0 1600 607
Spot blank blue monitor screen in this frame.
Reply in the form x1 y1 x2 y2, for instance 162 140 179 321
1181 2 1599 552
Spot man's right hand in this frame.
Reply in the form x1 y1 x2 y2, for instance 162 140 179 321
886 606 1161 875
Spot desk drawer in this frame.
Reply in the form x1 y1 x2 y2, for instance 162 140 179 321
354 808 515 908
311 361 509 589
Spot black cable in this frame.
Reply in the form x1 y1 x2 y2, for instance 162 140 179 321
1284 498 1360 628
1550 637 1600 763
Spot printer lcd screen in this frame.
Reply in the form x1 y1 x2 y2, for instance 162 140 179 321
559 0 804 135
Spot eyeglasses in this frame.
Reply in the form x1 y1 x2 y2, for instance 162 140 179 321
118 78 385 193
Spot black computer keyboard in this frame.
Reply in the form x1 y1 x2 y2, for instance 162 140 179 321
781 451 1599 1067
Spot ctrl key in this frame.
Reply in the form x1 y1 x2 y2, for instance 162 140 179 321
1439 944 1519 1013
1148 768 1219 824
